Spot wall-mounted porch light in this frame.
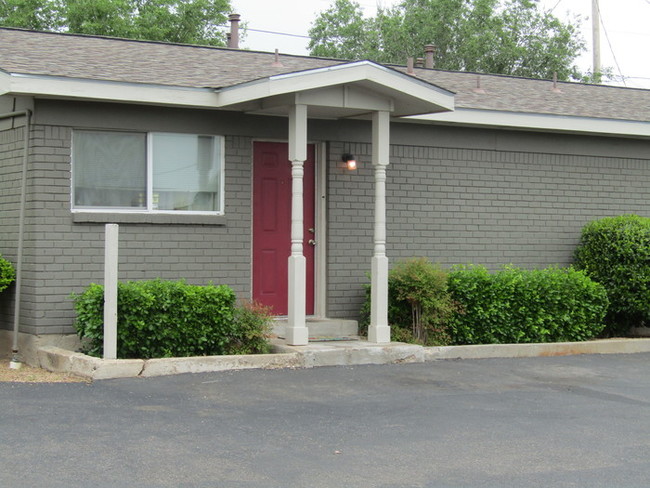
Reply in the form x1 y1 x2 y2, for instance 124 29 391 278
342 153 357 171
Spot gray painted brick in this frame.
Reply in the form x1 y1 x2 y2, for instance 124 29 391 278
4 101 650 333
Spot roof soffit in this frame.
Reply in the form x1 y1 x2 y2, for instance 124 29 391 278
234 85 396 119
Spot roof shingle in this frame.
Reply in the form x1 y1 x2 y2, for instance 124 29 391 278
0 28 648 123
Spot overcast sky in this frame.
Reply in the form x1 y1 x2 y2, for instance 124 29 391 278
231 0 650 89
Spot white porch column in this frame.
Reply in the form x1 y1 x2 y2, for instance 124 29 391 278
286 104 309 345
368 110 391 343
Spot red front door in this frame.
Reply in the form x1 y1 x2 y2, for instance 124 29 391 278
252 142 315 315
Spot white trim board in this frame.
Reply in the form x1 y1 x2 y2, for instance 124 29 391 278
406 108 650 139
0 72 219 109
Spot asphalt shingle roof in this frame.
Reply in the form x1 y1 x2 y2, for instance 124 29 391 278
0 27 648 123
0 28 341 88
407 68 650 122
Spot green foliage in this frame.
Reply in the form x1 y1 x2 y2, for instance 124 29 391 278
307 0 376 61
390 258 457 344
71 280 271 359
359 278 413 338
0 254 16 293
309 0 587 80
230 300 273 355
0 0 60 30
574 215 650 336
0 0 232 46
360 258 456 346
447 265 608 344
575 66 615 84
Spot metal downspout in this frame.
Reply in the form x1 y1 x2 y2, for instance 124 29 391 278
1 110 32 367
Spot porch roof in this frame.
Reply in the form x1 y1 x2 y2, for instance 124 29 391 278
214 61 455 118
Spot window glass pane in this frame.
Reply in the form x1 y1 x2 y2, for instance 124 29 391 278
151 133 222 212
73 131 146 208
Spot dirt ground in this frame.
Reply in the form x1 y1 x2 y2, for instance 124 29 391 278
0 359 88 383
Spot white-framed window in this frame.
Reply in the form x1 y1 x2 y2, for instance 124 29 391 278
72 130 225 214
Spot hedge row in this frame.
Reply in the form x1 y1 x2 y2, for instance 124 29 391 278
360 259 608 346
72 280 271 359
447 265 609 344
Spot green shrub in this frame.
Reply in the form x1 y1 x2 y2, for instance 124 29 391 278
230 300 273 355
71 279 271 358
574 214 650 336
360 258 456 346
447 265 608 344
359 277 411 338
0 254 15 293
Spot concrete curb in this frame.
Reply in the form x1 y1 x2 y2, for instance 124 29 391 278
140 352 303 377
38 346 145 380
37 346 305 380
424 338 650 361
35 338 650 380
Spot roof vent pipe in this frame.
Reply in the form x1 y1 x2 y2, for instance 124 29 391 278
228 14 241 49
272 48 283 67
407 57 415 75
551 72 562 93
424 45 435 69
473 75 486 94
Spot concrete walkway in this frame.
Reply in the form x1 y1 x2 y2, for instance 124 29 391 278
35 337 650 380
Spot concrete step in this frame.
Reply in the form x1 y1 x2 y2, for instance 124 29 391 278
272 318 359 339
271 339 424 367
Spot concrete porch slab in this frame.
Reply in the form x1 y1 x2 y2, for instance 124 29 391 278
272 339 424 367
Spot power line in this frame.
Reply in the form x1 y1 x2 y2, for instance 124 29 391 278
621 75 650 81
595 0 627 86
247 28 310 40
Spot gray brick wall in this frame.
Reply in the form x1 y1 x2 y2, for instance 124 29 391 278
326 139 650 319
0 126 25 332
15 125 254 335
5 98 650 333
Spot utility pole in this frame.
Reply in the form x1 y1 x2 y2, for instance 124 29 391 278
592 0 602 82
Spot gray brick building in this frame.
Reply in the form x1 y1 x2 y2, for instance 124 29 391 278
0 28 648 359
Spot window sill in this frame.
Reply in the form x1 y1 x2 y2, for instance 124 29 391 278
72 212 226 226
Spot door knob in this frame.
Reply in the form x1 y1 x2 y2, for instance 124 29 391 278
308 228 315 234
308 239 317 246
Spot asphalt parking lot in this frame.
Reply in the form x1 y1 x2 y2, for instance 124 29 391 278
2 353 650 487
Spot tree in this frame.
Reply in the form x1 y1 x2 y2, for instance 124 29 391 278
308 0 586 81
306 0 372 61
0 0 61 30
0 0 233 46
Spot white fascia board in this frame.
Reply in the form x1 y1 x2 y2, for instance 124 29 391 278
3 73 219 108
215 61 455 112
407 108 650 138
0 70 11 95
